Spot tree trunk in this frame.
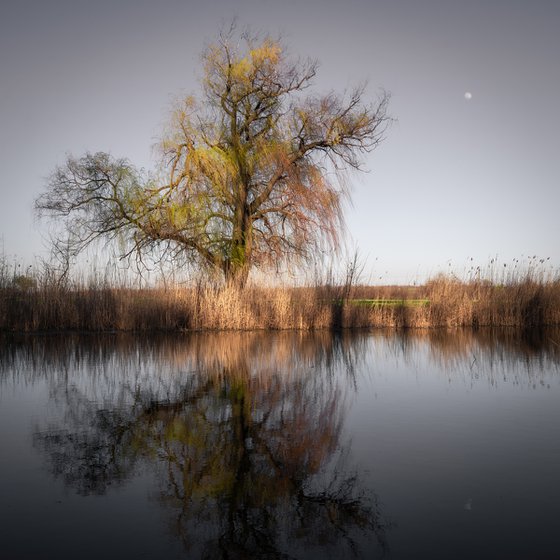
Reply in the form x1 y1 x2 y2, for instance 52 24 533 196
223 257 251 288
225 197 252 288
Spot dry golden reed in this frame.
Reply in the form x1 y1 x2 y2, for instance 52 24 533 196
1 258 559 332
1 277 559 332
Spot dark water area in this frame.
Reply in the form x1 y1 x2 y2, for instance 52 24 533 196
1 328 560 559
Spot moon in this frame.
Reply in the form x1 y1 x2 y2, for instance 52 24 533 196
464 91 473 100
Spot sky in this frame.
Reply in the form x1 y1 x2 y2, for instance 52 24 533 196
1 0 559 284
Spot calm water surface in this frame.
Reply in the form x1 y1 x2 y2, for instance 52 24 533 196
1 329 559 559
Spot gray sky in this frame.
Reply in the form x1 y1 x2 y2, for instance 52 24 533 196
1 0 559 283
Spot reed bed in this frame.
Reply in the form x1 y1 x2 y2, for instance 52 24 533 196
1 259 559 332
0 277 558 332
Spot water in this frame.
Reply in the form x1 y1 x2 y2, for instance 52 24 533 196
1 329 559 559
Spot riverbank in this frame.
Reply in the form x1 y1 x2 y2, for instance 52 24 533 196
1 274 559 332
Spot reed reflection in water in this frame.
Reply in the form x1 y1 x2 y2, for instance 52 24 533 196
1 328 559 559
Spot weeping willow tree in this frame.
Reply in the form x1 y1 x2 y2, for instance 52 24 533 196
36 28 389 286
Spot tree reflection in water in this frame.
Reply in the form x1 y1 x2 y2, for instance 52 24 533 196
29 332 390 558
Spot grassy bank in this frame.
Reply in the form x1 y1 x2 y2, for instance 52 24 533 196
1 272 559 332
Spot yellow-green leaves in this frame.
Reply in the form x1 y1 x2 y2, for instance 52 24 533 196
166 203 191 230
249 39 281 66
230 56 253 82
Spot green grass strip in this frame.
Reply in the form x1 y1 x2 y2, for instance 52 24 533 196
348 298 430 307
